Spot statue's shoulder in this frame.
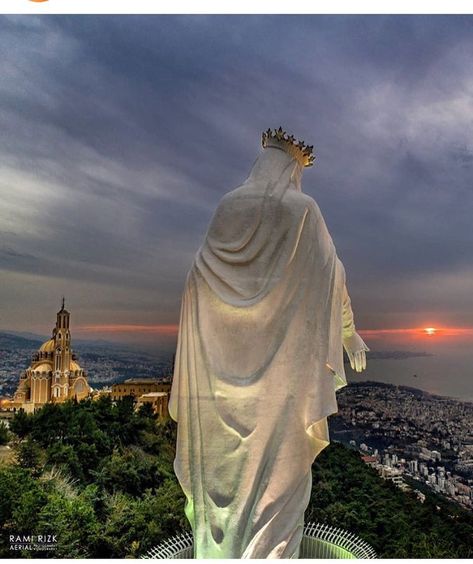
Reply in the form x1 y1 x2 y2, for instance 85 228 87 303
215 186 322 221
284 190 322 218
213 185 253 214
219 182 261 201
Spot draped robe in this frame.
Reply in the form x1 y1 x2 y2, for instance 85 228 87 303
169 147 357 558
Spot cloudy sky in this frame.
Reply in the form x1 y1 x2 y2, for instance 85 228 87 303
1 15 473 350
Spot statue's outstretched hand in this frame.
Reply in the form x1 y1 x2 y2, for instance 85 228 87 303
343 332 369 372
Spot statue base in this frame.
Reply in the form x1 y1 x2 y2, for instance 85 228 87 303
142 522 377 559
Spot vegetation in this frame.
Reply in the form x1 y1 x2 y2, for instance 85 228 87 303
1 399 472 558
0 422 10 445
1 398 188 558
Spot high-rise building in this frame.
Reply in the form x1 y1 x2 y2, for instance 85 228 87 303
12 300 91 412
408 460 418 474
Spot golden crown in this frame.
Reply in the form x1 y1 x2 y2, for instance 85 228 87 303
261 127 315 168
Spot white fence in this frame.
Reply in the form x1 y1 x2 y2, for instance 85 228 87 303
142 522 377 559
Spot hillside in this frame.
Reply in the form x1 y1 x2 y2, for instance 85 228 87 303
0 332 42 350
0 399 472 558
308 442 473 558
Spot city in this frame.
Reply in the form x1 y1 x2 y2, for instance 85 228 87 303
330 381 473 511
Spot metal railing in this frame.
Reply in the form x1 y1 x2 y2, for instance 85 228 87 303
142 522 377 559
300 522 377 559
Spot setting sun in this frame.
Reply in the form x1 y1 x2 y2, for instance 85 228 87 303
424 327 437 336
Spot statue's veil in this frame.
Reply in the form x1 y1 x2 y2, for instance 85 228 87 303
197 147 309 306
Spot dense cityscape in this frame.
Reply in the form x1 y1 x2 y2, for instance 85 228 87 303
331 381 473 511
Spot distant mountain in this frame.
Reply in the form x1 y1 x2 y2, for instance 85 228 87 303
0 331 172 361
342 349 433 367
0 331 126 351
0 332 44 349
367 350 433 360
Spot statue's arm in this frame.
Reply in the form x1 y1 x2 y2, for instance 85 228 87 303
314 209 369 373
342 284 356 338
342 282 369 372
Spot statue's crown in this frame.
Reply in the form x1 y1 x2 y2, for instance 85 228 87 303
261 127 315 168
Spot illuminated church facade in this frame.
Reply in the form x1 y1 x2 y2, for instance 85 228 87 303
13 300 91 412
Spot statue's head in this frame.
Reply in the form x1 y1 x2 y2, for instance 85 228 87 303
261 127 315 168
245 128 314 193
260 127 315 191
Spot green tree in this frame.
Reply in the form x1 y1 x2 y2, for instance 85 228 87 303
46 443 84 482
0 422 10 445
34 477 98 558
0 465 47 555
9 409 32 439
16 439 44 477
138 402 155 419
97 446 169 497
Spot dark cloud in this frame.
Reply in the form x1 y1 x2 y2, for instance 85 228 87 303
1 15 473 341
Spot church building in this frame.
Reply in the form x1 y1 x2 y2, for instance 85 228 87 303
13 300 91 412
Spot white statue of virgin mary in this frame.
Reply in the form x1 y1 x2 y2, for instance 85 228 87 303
169 128 368 559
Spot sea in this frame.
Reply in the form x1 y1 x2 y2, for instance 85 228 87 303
351 343 473 402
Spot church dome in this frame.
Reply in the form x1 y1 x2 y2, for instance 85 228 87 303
34 363 52 373
39 339 55 352
70 360 82 372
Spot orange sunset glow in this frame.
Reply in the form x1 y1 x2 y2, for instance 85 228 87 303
74 324 473 341
359 326 473 340
77 324 179 336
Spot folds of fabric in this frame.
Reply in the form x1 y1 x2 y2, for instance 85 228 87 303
169 148 349 558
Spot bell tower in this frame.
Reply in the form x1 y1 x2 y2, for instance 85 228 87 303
53 297 71 373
